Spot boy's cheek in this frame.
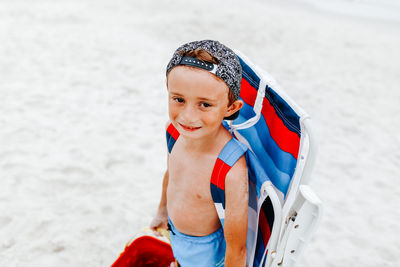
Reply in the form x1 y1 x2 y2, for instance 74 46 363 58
168 105 180 120
203 111 225 124
168 108 176 120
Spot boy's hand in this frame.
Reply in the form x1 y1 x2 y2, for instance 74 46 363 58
150 207 168 234
150 214 168 230
152 170 169 235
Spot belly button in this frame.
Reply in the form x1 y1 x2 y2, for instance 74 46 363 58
196 194 202 199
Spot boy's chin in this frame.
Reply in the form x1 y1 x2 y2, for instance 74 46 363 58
179 128 203 138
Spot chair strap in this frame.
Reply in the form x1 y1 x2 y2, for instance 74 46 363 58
166 123 180 154
210 138 248 210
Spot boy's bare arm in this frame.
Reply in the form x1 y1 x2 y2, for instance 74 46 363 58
151 121 171 231
224 156 248 267
150 169 169 230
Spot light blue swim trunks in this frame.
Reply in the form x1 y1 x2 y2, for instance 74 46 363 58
168 218 226 267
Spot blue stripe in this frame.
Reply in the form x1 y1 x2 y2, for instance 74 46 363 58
238 56 260 90
246 152 270 198
166 132 176 154
218 139 248 167
243 126 291 196
254 230 265 267
237 55 301 136
210 183 225 209
222 122 273 197
238 100 297 175
235 102 297 196
248 182 258 211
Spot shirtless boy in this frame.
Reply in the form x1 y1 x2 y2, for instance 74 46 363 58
151 40 249 267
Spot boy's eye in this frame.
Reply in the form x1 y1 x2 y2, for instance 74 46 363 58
201 102 212 108
173 97 184 103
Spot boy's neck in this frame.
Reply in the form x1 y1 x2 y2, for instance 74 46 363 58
180 125 231 154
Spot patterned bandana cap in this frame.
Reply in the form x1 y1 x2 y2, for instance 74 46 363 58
166 40 242 100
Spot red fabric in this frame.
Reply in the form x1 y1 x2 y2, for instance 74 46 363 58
240 78 257 107
210 158 231 190
261 98 300 160
112 236 175 267
167 123 180 141
240 79 300 159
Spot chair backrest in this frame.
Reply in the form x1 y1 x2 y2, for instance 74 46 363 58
226 51 316 267
230 50 313 205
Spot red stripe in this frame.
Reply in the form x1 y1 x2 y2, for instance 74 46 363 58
240 79 300 159
240 78 257 107
259 208 271 248
210 158 231 190
261 98 300 159
167 123 180 140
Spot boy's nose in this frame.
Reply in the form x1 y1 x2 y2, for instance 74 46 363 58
181 105 198 123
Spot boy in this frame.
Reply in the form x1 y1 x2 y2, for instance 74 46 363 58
151 40 248 267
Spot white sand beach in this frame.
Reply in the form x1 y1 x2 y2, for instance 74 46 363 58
0 0 399 266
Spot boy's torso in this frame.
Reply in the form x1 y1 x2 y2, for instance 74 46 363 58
167 133 232 237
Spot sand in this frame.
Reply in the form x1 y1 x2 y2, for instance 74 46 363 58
0 0 399 266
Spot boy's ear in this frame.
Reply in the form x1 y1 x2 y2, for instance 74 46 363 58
225 100 243 117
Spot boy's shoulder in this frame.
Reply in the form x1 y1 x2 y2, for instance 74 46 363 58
226 154 248 185
216 137 249 185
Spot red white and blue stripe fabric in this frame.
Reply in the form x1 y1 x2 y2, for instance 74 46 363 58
210 138 248 224
227 55 302 267
166 123 180 154
234 55 301 199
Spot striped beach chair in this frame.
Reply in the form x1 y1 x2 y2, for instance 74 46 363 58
220 51 323 267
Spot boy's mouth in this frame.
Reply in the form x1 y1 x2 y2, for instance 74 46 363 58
179 123 201 132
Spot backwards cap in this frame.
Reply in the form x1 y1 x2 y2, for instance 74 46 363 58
166 40 242 100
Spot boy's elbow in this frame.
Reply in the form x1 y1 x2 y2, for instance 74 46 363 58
239 245 247 258
226 243 247 264
236 245 246 261
227 241 246 254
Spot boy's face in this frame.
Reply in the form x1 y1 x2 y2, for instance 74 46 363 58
167 66 238 139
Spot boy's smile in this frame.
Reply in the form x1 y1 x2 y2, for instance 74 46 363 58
167 66 234 140
178 123 201 132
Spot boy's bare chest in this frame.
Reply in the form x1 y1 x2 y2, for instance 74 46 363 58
168 149 217 197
